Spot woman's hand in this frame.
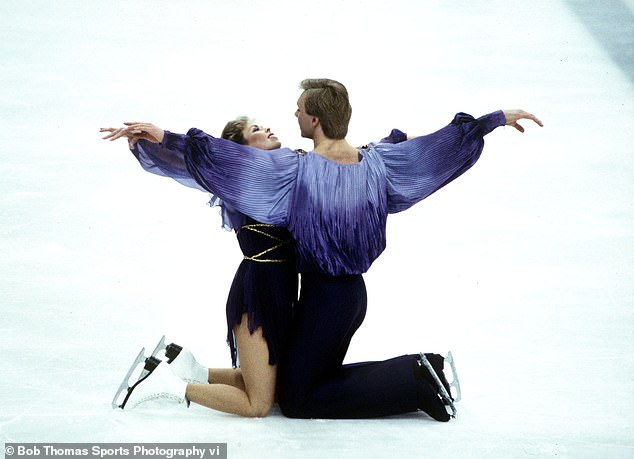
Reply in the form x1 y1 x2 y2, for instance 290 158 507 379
502 110 543 133
100 122 165 148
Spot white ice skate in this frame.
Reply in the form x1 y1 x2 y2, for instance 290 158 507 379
113 358 188 409
167 347 209 384
418 352 461 418
149 335 209 384
111 336 208 409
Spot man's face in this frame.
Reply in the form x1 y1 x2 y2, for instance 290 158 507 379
295 92 314 139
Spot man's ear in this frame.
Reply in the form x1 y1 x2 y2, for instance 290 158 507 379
311 116 320 128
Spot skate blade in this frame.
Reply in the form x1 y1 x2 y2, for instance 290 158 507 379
446 351 462 403
150 335 166 359
419 353 457 418
111 347 146 409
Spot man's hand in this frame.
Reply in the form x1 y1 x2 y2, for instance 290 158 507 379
503 110 543 133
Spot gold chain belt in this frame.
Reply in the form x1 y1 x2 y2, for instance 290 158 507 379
241 223 291 263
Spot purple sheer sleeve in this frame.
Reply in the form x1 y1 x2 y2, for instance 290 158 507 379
163 129 299 227
375 111 506 213
378 128 408 144
132 139 203 190
130 139 245 230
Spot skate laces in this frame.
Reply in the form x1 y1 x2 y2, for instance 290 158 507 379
129 391 184 408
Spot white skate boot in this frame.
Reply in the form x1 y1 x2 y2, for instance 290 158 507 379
167 347 209 384
149 336 209 384
119 359 188 409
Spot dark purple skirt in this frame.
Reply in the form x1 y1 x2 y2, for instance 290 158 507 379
226 218 297 367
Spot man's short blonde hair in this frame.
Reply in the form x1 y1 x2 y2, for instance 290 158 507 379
300 79 352 139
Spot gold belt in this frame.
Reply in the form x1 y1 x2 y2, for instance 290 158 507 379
241 223 291 263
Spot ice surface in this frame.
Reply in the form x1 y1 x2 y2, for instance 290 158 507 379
1 1 632 458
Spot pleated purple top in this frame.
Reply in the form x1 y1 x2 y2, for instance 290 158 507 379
131 111 505 275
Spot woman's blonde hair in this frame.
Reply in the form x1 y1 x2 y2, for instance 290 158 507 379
221 116 251 145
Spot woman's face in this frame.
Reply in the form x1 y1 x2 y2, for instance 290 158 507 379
242 123 281 150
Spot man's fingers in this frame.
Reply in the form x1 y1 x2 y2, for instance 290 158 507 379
519 112 543 128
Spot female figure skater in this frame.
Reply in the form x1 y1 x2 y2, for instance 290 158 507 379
105 117 295 417
102 78 541 421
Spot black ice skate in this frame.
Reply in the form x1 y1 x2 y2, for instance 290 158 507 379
418 352 460 418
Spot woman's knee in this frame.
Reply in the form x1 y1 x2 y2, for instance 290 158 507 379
245 398 274 417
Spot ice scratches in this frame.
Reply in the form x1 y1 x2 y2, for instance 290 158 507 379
0 414 23 443
0 414 23 429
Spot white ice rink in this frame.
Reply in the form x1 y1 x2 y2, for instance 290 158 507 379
1 0 633 457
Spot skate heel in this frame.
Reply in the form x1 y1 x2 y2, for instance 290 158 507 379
165 343 183 363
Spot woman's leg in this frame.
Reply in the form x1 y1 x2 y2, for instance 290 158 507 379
207 368 245 391
185 314 277 417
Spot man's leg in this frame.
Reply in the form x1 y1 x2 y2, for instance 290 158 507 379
278 272 449 420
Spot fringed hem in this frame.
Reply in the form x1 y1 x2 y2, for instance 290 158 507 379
225 260 297 368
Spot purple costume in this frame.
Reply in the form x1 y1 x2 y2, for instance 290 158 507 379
131 128 407 368
160 112 504 274
130 111 506 419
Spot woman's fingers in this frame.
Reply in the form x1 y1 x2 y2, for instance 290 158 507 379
100 126 141 141
101 127 124 140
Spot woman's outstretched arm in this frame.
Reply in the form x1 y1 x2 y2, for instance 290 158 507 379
101 122 299 227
